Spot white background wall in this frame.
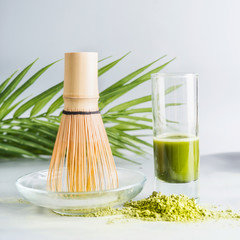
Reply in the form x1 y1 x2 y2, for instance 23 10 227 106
0 0 240 155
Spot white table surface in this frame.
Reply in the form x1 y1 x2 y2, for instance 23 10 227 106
1 153 240 240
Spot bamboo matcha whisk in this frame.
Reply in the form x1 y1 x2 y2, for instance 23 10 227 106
47 52 118 192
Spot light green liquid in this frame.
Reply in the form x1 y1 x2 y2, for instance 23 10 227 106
153 134 199 183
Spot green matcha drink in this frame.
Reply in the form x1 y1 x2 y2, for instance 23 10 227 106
153 134 199 183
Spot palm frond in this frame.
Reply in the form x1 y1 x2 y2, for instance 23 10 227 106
0 59 38 104
99 58 175 109
0 70 19 93
14 82 63 118
0 53 176 163
100 55 166 97
98 52 130 76
46 96 63 115
107 95 151 113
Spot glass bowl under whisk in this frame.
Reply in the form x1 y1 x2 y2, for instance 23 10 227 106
16 168 146 216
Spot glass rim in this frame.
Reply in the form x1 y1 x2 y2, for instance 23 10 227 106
16 168 146 195
151 73 198 78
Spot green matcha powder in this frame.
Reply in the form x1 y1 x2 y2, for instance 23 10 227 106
85 192 240 222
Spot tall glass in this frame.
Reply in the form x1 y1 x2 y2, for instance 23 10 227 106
151 73 199 201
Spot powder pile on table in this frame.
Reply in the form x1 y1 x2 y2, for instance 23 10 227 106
86 192 240 222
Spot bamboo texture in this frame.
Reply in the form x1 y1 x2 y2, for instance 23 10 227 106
47 106 118 192
47 52 118 192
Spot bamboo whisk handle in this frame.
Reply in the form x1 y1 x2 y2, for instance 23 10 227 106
63 52 99 99
64 98 99 112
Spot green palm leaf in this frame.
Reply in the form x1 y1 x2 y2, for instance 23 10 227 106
100 55 166 97
46 96 63 115
0 53 176 163
0 59 61 120
0 59 38 104
14 81 63 118
0 70 19 93
0 142 36 157
99 58 175 109
107 95 151 113
98 52 130 76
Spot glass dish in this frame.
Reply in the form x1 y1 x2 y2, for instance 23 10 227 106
16 168 146 215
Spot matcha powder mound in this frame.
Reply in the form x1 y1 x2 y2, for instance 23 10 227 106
87 192 240 222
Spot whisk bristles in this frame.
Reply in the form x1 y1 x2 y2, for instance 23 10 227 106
47 111 118 192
